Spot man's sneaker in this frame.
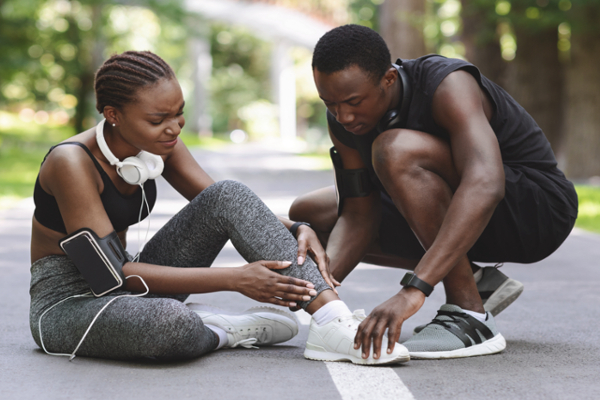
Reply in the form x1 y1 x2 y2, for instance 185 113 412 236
404 304 506 359
304 309 410 365
477 265 524 316
187 303 299 349
413 264 524 334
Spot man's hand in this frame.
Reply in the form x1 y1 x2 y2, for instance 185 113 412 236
354 288 426 359
296 224 340 294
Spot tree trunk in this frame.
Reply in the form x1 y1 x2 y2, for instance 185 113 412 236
562 30 600 179
379 0 426 60
459 1 507 87
505 27 564 158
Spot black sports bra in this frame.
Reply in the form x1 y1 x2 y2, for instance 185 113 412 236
33 142 157 234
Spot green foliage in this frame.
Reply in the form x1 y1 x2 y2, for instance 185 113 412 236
574 185 600 233
348 0 381 30
0 0 191 133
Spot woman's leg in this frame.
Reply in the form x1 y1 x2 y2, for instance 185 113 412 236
139 180 331 308
37 295 218 361
135 180 406 364
30 256 218 361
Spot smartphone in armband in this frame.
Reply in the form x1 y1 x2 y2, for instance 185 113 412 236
59 228 127 297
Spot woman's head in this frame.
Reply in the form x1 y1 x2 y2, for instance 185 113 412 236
94 51 175 113
94 51 184 155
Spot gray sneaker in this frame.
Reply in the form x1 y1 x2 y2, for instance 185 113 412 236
413 265 523 334
477 265 524 316
404 304 506 359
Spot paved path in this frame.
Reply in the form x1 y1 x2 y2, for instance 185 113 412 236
1 142 599 400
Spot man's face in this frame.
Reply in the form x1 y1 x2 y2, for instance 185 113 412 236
314 65 391 136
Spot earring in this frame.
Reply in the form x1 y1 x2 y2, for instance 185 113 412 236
112 124 116 127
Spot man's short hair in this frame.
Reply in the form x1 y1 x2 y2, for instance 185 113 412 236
312 24 391 83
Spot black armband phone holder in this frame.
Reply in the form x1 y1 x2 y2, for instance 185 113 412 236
59 228 127 297
330 146 374 216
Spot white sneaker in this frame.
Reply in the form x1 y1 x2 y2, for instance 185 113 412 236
304 309 410 365
187 303 299 349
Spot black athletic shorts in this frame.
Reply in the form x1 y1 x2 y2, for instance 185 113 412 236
378 165 578 263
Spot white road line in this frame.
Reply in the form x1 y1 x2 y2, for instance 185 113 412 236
325 362 415 400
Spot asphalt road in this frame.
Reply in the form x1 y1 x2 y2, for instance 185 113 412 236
1 142 599 400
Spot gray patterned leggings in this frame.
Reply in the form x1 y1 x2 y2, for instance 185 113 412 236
29 180 330 361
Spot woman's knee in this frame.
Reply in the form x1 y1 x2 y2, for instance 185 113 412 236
198 180 251 202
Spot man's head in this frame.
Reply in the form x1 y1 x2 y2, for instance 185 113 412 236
312 25 398 136
312 24 391 84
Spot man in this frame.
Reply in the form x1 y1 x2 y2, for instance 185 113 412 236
289 24 577 360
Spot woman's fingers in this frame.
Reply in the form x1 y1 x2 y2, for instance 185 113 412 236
262 260 292 270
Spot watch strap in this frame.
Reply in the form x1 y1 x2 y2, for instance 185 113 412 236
290 222 311 238
400 272 434 297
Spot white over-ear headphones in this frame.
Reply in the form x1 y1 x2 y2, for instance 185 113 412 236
96 119 164 185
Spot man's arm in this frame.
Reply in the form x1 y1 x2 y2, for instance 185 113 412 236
326 131 382 282
414 69 504 285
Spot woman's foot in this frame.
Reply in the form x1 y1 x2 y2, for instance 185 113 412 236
304 309 410 365
187 303 299 348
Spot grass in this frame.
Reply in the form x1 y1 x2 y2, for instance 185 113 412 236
573 185 600 234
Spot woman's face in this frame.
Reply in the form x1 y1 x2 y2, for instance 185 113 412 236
115 77 186 155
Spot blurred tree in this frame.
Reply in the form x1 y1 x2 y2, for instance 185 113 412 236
471 0 600 178
380 0 427 59
459 0 507 85
502 1 565 155
562 2 600 178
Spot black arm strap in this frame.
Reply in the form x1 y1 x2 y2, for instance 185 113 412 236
59 228 127 297
330 147 375 216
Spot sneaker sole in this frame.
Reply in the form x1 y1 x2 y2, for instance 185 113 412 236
484 279 524 316
408 333 506 360
304 347 410 365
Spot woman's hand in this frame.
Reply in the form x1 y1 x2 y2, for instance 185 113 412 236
235 260 317 307
296 224 340 294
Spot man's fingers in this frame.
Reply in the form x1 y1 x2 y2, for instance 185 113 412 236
355 317 376 359
371 320 388 359
297 241 308 265
387 320 402 354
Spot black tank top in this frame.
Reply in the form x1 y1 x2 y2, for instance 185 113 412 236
328 54 577 217
33 142 157 234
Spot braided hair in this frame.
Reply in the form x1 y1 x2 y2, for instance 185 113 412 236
94 51 175 113
312 24 391 83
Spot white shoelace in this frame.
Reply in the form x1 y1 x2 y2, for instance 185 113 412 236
230 338 259 349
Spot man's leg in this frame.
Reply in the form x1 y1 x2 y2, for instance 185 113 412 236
371 128 484 312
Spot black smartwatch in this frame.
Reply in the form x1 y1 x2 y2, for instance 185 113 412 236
400 272 434 297
290 222 311 238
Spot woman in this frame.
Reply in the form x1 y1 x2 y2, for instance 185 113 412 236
29 51 408 364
